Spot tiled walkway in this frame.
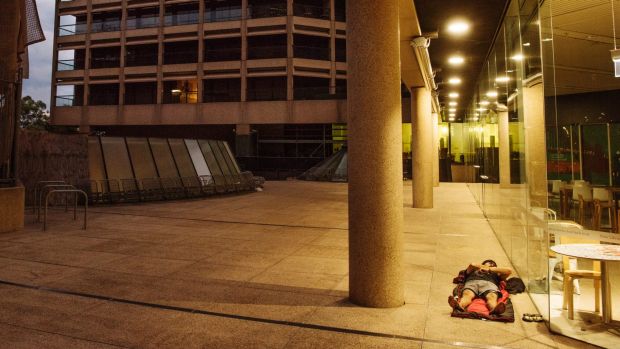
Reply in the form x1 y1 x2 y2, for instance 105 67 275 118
0 181 595 348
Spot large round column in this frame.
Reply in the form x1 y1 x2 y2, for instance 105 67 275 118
347 0 404 308
498 110 511 188
412 87 434 208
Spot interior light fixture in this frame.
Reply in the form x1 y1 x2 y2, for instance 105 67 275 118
171 89 182 93
449 101 458 106
612 0 619 77
448 108 456 112
523 42 531 47
496 76 510 83
511 54 525 61
449 118 455 122
448 77 462 85
486 90 498 98
476 107 487 112
448 56 465 65
449 113 456 117
448 92 459 98
447 20 470 35
480 100 490 106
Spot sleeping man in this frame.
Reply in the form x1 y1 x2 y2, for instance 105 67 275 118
448 259 513 315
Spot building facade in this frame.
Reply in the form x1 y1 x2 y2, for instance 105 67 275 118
51 0 355 178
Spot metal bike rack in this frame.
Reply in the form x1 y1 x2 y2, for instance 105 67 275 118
37 184 76 222
32 180 66 213
43 189 88 231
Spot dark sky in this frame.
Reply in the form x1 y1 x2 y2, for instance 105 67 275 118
22 0 55 108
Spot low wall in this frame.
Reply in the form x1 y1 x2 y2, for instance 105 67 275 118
0 186 24 233
18 130 89 205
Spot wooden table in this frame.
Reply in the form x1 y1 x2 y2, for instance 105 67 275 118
550 244 620 324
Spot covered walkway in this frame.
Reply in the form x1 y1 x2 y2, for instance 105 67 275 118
0 182 592 348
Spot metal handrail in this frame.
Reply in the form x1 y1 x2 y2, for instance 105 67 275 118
43 189 88 231
37 184 75 222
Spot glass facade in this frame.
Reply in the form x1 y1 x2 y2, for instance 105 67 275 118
458 0 620 346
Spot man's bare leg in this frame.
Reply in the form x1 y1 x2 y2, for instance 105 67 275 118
459 289 476 310
485 292 498 311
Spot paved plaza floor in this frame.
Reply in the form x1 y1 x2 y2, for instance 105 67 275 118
0 181 596 348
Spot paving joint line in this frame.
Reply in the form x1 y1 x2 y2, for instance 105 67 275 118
1 278 519 349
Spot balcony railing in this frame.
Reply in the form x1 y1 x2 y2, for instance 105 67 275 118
247 45 287 60
126 17 159 29
247 3 287 19
58 23 87 36
205 8 243 22
293 46 330 61
125 52 158 67
90 57 120 69
56 95 81 107
57 59 84 71
164 13 199 26
293 4 330 20
203 92 241 102
91 20 121 33
247 88 287 101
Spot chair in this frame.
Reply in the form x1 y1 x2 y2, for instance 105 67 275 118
592 188 615 231
559 236 601 320
572 183 592 225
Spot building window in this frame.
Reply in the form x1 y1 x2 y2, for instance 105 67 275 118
247 76 287 101
164 41 199 65
334 0 345 22
126 44 159 67
335 39 346 62
89 84 119 105
204 0 242 22
164 3 199 26
293 76 330 100
203 79 241 102
125 82 157 105
57 49 85 71
293 0 330 20
204 38 241 62
247 0 287 19
90 47 121 69
163 80 198 104
247 35 287 60
58 14 87 36
56 85 84 107
293 34 330 61
91 11 121 33
335 79 346 99
127 7 160 29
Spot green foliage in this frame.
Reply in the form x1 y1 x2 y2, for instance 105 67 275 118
20 96 49 130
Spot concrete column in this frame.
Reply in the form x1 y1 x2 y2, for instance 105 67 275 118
412 87 433 208
347 0 404 308
432 112 439 187
498 110 511 188
523 82 547 206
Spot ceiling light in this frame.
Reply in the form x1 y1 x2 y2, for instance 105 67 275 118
171 89 182 93
511 54 525 61
523 42 531 47
448 77 462 85
476 107 487 112
448 56 465 65
480 100 490 106
448 92 459 98
448 108 456 112
486 90 498 98
449 113 456 117
496 76 510 83
449 117 455 121
449 101 458 106
447 21 470 35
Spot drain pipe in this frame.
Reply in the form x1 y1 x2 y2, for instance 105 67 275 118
410 35 440 114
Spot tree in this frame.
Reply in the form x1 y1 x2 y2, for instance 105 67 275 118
20 96 49 130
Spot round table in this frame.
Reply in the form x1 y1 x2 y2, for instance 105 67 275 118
550 244 620 324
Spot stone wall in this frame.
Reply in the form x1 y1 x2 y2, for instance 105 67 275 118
18 130 89 205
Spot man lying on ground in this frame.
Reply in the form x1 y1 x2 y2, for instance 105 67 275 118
448 259 512 315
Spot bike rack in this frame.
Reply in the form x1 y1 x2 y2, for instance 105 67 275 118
37 184 76 222
43 189 88 231
32 180 66 213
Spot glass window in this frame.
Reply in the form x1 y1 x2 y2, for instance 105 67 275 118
126 137 158 179
185 139 211 176
100 137 134 180
88 137 106 181
148 138 179 178
169 138 197 178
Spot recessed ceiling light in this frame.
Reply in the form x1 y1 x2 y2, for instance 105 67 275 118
486 90 498 98
449 118 455 121
448 77 462 85
449 101 458 106
511 54 525 61
480 100 490 106
449 113 456 117
448 92 459 98
448 108 456 112
523 42 531 47
448 56 465 65
476 107 487 112
447 20 470 35
496 76 510 83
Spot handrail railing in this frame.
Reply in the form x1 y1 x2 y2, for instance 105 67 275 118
37 184 75 222
32 180 65 213
43 189 88 231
